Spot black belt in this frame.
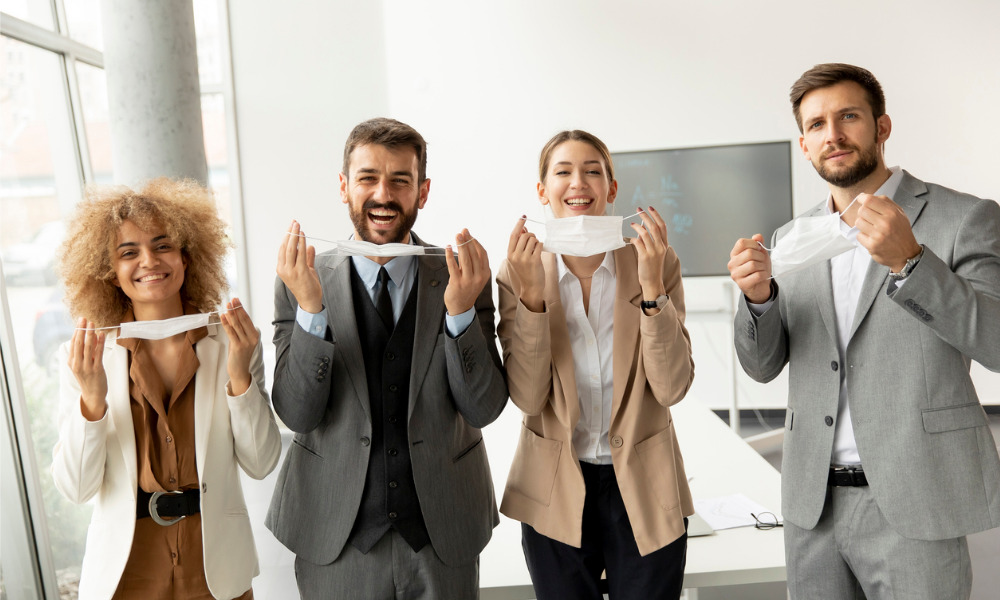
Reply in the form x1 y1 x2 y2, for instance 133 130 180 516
137 488 200 525
828 466 868 487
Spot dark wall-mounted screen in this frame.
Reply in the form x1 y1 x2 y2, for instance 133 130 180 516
613 141 793 277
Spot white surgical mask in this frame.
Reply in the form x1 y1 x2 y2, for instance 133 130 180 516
765 197 858 278
77 310 229 341
288 233 472 257
118 313 212 340
527 212 640 258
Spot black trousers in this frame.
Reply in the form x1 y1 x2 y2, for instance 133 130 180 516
521 462 688 600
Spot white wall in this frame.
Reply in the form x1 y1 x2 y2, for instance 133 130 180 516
229 0 1000 595
232 0 1000 409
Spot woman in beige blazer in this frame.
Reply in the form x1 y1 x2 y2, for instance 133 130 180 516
497 130 695 599
51 178 281 599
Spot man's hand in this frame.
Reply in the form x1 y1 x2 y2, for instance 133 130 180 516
728 233 772 303
276 220 323 313
444 229 491 316
854 194 921 272
630 207 669 305
507 217 545 312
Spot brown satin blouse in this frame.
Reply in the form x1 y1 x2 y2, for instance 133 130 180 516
112 323 252 600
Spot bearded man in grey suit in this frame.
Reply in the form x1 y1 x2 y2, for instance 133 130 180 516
728 63 1000 599
266 118 507 599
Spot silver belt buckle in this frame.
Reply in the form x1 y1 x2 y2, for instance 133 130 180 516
149 490 186 527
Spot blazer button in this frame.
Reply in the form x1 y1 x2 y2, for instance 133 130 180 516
824 416 834 426
388 481 398 489
610 435 624 448
361 436 371 446
831 361 839 372
388 448 398 457
389 384 398 392
388 511 398 519
386 352 395 361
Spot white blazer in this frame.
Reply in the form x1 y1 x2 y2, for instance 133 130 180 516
51 324 282 600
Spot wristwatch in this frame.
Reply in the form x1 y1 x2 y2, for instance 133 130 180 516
641 295 669 311
888 246 924 280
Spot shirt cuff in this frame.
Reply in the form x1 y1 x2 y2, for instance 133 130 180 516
445 307 475 338
296 305 328 338
747 296 775 317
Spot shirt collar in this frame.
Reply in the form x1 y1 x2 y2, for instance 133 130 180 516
350 235 418 290
555 250 617 282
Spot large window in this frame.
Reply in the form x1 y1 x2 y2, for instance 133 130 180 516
0 1 245 597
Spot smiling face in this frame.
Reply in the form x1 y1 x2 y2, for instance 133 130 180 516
538 140 618 218
112 219 186 317
798 80 891 190
340 143 429 245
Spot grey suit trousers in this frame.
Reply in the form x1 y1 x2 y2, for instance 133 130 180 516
785 486 971 600
293 530 479 600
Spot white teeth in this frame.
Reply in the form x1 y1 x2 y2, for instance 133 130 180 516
138 273 166 283
566 199 592 206
369 209 397 217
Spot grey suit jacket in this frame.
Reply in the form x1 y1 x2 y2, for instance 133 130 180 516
735 171 1000 541
265 233 508 566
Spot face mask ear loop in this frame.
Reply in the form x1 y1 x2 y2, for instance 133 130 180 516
840 194 861 216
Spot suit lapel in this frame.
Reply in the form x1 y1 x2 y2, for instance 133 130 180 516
542 253 580 427
848 172 928 339
106 337 137 491
610 247 641 426
408 255 447 419
193 327 222 478
320 255 371 421
811 260 839 342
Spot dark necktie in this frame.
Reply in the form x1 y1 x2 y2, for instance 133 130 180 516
375 267 394 330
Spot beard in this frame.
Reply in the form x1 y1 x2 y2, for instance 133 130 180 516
813 136 880 189
347 194 419 244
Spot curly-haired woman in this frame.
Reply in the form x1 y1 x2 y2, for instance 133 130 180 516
51 178 281 599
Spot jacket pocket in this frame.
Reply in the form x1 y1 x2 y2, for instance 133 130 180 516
453 437 483 462
292 437 322 458
634 424 680 511
922 403 987 433
508 424 562 506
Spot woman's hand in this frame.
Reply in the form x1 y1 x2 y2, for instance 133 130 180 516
220 298 259 396
507 217 546 312
68 319 108 421
630 207 668 309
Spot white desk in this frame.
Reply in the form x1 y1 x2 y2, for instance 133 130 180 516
479 400 786 599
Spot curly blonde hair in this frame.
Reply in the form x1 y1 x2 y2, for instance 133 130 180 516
58 178 231 327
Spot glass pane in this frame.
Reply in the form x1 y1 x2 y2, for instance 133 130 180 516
75 61 113 183
200 92 238 292
193 0 223 87
0 36 89 597
0 0 55 30
63 0 103 51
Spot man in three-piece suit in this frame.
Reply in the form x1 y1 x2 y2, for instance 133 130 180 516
265 118 508 599
728 63 1000 599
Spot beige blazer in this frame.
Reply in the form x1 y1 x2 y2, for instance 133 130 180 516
497 244 695 556
51 324 282 600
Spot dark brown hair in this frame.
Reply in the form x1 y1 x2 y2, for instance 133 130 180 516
342 117 428 182
538 130 615 184
790 63 885 133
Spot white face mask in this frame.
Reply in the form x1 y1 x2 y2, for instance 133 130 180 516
118 313 212 340
766 198 858 278
287 233 471 257
334 240 427 257
541 215 627 257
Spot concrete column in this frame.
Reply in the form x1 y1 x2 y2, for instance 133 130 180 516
100 0 207 186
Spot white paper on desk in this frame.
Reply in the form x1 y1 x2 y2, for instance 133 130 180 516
693 493 779 530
